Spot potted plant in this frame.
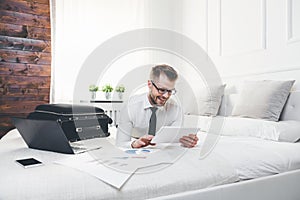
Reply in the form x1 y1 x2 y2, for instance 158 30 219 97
89 84 99 100
115 85 125 99
102 84 113 99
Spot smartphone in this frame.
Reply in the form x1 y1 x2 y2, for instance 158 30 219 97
15 158 43 168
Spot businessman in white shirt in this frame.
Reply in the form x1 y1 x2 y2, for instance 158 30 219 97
116 64 198 148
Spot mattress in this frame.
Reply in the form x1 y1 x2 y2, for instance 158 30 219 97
1 129 300 200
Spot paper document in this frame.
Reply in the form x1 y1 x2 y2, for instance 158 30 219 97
55 138 186 189
56 153 137 189
151 127 199 144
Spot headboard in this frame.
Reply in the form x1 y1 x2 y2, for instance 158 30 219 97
218 91 300 121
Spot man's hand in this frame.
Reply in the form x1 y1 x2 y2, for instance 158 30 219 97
131 135 156 148
179 134 199 148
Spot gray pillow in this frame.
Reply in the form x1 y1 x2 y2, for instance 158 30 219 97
181 84 225 116
198 84 226 116
231 80 295 121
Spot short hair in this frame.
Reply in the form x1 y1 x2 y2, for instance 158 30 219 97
150 64 178 81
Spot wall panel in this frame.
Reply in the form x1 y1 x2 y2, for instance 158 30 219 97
0 0 51 138
207 0 300 88
220 0 266 56
287 0 300 43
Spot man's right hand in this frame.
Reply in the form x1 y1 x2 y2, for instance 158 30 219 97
131 135 155 148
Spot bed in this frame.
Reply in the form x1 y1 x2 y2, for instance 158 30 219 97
1 91 300 200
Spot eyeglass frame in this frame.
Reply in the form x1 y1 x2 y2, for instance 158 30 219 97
150 80 177 95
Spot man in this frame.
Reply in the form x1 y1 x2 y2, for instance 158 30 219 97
116 64 198 148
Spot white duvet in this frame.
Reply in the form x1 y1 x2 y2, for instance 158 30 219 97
1 129 300 200
211 135 300 180
0 129 237 200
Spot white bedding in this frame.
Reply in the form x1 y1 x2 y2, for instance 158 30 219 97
184 115 300 179
0 129 237 200
184 115 300 142
203 135 300 180
1 129 300 200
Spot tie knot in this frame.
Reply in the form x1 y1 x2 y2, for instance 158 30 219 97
150 107 158 113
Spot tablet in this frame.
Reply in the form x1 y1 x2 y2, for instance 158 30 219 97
151 127 200 144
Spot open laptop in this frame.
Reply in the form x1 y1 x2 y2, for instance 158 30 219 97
12 117 102 154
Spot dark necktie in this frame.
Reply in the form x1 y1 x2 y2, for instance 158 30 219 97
148 107 158 136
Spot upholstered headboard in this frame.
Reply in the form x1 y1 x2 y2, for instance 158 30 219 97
218 91 300 121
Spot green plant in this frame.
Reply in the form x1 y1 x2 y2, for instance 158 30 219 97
115 85 125 93
89 84 99 92
102 84 113 93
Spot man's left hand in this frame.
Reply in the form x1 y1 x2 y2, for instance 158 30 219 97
179 134 199 148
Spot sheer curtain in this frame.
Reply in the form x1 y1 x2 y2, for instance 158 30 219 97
51 0 145 102
50 0 202 103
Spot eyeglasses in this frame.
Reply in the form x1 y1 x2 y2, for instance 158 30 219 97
151 80 176 95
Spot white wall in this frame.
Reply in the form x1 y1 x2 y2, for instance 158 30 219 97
205 0 300 91
139 0 300 93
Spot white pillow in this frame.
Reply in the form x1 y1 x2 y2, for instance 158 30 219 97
221 117 279 140
220 117 300 142
277 121 300 142
183 85 225 116
183 114 212 130
178 84 225 116
231 80 295 121
184 115 300 142
197 84 226 116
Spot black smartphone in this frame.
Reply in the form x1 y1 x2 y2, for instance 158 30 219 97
15 158 43 168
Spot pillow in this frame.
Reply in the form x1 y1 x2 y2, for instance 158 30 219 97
177 81 226 116
220 117 279 140
220 117 300 142
183 114 212 130
197 84 226 116
278 121 300 142
231 80 295 121
181 84 225 116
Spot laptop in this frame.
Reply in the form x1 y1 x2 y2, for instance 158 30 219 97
12 117 102 154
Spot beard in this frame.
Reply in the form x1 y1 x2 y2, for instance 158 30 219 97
148 92 168 106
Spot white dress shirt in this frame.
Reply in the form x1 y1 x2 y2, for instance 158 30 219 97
116 93 183 148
